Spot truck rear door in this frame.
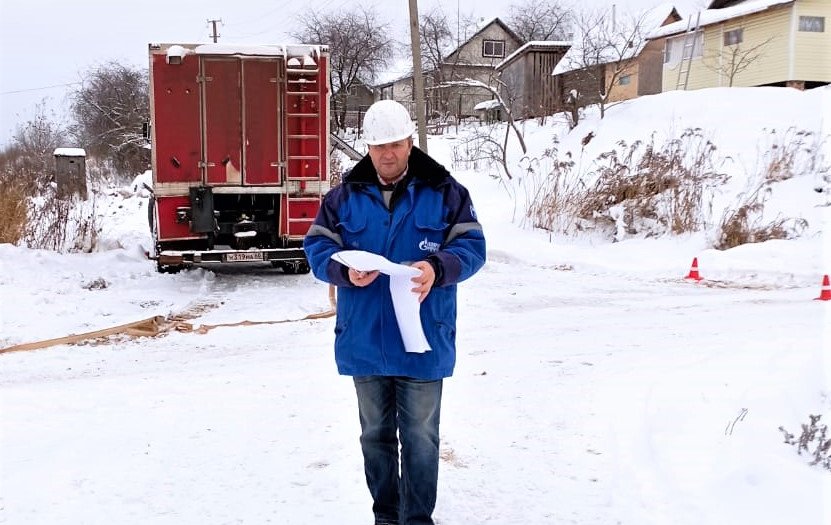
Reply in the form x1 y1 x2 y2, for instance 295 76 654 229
243 59 282 186
202 57 282 186
203 58 242 186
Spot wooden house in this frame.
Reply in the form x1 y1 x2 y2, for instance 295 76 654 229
376 18 524 120
551 4 681 109
649 0 830 90
495 41 571 119
333 78 376 128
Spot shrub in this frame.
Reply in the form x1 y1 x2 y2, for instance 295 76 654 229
779 414 831 471
451 124 513 180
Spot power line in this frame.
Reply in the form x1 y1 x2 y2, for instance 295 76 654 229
1 82 81 96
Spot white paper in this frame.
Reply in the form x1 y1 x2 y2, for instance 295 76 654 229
331 250 431 353
331 250 418 276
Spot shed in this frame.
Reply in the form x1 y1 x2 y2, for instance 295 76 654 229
54 148 87 199
496 41 571 118
473 99 503 123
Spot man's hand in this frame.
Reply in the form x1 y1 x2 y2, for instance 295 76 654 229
348 268 380 287
410 261 436 303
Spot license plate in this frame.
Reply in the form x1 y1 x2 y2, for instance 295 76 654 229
225 252 263 262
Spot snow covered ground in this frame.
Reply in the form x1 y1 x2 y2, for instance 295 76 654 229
1 87 829 524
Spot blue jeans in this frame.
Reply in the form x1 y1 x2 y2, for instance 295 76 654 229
353 376 443 525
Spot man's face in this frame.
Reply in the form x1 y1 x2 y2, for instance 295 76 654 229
368 138 412 182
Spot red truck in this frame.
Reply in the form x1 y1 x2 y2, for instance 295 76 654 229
147 43 330 273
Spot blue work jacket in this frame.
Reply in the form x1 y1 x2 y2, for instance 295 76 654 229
304 147 486 380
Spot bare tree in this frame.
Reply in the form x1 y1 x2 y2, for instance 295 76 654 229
444 78 527 179
419 7 487 121
507 0 572 42
8 100 67 190
1 103 69 247
70 61 150 176
420 8 454 74
702 35 774 87
419 7 456 118
291 6 392 131
561 9 648 119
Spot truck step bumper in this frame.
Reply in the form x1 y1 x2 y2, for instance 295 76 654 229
158 248 306 266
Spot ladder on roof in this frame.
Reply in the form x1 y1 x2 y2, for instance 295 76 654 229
676 11 702 90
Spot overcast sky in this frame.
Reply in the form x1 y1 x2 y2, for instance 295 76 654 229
0 0 704 146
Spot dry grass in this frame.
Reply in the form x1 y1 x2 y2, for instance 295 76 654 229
526 126 821 248
19 187 100 253
714 183 808 250
0 174 29 244
714 128 816 249
780 414 831 471
758 127 819 183
330 149 345 187
529 128 728 239
524 136 580 232
1 143 102 252
579 130 728 237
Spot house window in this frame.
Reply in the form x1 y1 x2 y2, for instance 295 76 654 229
724 28 743 45
482 40 505 58
618 74 631 86
664 33 703 63
799 16 825 32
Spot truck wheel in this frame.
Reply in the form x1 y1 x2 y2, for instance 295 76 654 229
156 261 183 274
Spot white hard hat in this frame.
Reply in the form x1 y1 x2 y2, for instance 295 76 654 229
362 100 416 145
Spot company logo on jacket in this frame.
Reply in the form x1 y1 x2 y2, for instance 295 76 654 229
418 237 440 252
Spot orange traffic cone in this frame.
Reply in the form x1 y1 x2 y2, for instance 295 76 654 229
685 257 703 281
815 275 831 301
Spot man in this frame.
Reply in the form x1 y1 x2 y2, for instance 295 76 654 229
303 99 486 525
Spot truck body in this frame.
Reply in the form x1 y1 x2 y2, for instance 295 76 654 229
148 43 330 272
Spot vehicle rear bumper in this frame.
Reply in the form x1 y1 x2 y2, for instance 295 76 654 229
157 247 306 266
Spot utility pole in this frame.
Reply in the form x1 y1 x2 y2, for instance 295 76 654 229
408 0 428 154
207 19 222 43
457 0 460 47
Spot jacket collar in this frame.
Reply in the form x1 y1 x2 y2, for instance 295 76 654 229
343 146 450 189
